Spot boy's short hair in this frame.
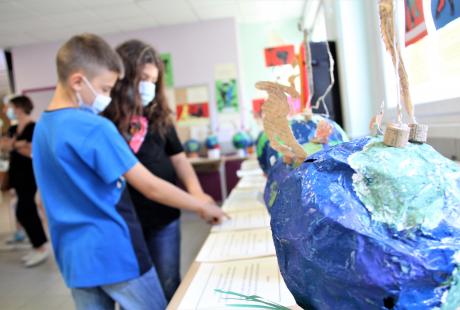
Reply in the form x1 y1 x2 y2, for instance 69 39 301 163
56 33 124 82
10 95 34 115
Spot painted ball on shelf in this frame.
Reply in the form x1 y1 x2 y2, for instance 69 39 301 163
205 135 219 150
256 115 349 174
183 139 201 154
232 131 252 150
268 136 460 309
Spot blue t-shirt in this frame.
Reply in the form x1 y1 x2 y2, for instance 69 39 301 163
32 108 152 288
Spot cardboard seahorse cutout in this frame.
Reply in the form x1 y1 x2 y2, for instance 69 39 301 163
255 81 308 165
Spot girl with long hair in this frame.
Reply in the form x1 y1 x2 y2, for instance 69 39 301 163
103 40 216 301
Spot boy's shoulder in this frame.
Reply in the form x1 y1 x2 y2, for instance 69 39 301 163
38 108 116 131
36 109 120 145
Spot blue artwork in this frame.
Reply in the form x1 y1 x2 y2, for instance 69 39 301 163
268 136 460 309
256 115 348 175
432 0 460 29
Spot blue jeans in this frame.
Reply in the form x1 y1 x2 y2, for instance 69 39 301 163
143 219 181 301
71 268 167 310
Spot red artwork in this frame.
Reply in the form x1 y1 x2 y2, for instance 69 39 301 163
264 45 295 67
405 0 428 46
252 98 265 119
176 102 209 121
298 43 311 110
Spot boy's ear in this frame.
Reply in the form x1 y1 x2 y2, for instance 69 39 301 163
67 72 85 93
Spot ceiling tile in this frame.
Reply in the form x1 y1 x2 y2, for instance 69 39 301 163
15 0 83 15
136 0 191 11
136 0 199 25
94 3 150 20
39 11 100 28
238 0 303 23
189 0 235 5
0 1 36 21
0 0 303 47
117 16 158 31
154 9 198 25
79 0 136 7
191 2 238 20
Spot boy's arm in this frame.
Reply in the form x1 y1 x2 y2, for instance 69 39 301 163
124 163 228 224
170 152 214 203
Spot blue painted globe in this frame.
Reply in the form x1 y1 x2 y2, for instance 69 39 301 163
183 139 201 154
268 136 460 309
205 135 219 149
232 131 252 149
256 115 348 175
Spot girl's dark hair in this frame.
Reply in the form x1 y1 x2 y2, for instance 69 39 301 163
103 39 173 139
10 95 34 115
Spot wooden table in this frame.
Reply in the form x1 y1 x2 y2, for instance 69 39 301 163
189 156 248 201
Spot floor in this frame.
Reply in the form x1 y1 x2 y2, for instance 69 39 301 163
0 191 210 310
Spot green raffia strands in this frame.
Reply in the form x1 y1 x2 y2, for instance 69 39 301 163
302 142 323 155
442 266 460 310
348 137 460 231
214 289 290 310
268 181 278 208
257 133 269 157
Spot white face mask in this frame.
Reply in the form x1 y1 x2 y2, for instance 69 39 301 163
138 81 156 107
6 107 16 120
78 76 112 114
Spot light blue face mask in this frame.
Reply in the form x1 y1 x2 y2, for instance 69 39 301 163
139 81 156 107
77 76 112 114
6 107 16 121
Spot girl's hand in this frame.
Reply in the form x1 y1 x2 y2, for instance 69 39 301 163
198 203 229 225
13 140 27 149
0 137 14 152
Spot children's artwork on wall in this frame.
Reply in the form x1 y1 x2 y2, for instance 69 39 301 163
264 45 295 67
432 0 460 29
215 63 239 113
404 0 428 46
216 79 238 113
175 85 210 125
160 53 174 88
252 98 264 119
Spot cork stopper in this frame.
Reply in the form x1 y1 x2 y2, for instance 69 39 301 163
384 123 410 148
408 123 428 143
303 108 313 121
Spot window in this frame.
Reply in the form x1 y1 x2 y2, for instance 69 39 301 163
385 0 460 107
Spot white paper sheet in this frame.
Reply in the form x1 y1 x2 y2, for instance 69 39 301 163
236 168 263 178
236 177 266 190
211 209 270 232
227 189 262 202
196 228 275 262
177 257 296 310
222 189 265 213
239 159 261 171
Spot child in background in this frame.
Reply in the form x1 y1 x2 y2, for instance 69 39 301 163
1 95 48 267
103 40 214 301
32 33 226 309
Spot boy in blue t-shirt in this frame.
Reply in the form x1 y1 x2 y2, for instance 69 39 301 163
32 34 227 309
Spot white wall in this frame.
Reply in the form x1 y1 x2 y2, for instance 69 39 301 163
326 0 384 138
12 18 242 132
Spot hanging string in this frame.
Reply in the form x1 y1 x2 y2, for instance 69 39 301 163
391 0 403 125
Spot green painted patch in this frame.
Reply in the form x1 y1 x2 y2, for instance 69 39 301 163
349 137 460 230
442 265 460 310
